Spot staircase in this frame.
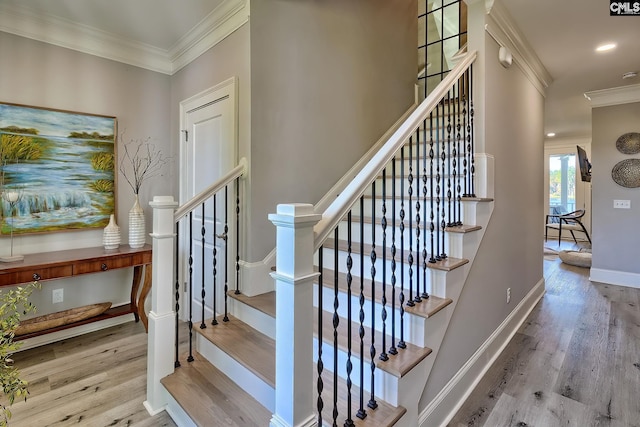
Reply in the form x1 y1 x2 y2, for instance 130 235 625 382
146 50 495 427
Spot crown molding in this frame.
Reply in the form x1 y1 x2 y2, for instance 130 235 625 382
169 0 249 74
584 83 640 108
484 0 552 96
0 0 249 75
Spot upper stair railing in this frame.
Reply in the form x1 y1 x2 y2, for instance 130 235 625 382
270 51 477 426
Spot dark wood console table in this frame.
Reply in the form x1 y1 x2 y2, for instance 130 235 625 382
0 245 152 339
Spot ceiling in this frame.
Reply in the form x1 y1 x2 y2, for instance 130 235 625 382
501 0 640 139
1 0 639 139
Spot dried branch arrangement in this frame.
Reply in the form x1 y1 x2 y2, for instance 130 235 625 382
119 137 168 195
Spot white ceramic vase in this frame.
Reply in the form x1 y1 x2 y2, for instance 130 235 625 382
103 213 121 250
128 195 146 248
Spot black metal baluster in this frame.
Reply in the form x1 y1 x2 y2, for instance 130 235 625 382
452 83 459 226
212 194 218 326
356 197 367 420
407 138 415 308
223 186 230 322
462 71 471 197
435 100 443 261
368 182 378 411
440 96 447 259
345 213 355 427
470 66 476 197
421 119 430 299
398 146 407 350
389 157 398 356
317 248 324 426
174 221 181 368
235 178 241 295
380 169 388 362
455 78 463 226
200 204 206 329
414 130 422 305
187 212 194 363
429 109 437 264
446 89 453 228
333 227 339 427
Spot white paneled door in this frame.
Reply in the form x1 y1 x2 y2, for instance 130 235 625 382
180 78 237 322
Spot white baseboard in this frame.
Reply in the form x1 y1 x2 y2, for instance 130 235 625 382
418 277 545 427
590 268 640 289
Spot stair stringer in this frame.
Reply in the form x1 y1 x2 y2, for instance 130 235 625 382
393 155 495 426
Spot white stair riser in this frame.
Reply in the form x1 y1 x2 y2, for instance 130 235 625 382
335 220 452 256
312 339 401 405
196 334 275 412
352 198 463 224
320 247 433 289
373 171 472 198
314 284 428 348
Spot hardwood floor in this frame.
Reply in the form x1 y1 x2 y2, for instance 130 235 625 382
8 240 637 427
7 321 177 427
450 241 640 427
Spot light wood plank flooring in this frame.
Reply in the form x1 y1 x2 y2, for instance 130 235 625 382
7 321 177 427
449 241 640 426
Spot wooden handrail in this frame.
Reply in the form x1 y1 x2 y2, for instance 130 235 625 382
313 51 477 250
174 157 247 222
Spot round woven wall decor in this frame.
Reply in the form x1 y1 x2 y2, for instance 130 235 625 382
615 132 640 154
612 158 640 188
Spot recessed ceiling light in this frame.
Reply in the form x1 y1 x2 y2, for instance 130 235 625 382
623 71 638 79
596 43 616 52
547 132 556 137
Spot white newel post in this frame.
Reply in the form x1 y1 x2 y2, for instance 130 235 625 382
268 204 321 427
144 196 179 415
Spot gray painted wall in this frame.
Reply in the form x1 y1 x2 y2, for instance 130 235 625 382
249 0 417 260
419 35 544 409
592 102 640 275
0 31 171 317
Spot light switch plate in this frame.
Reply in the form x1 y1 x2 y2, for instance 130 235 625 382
613 199 631 209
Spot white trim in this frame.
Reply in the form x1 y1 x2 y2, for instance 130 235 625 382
484 1 552 96
418 278 545 427
590 268 640 289
239 252 276 296
170 0 249 74
0 0 249 75
584 83 640 108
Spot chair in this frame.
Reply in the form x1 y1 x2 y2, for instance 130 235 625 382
545 209 591 245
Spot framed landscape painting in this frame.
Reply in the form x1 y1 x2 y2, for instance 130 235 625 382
0 102 116 235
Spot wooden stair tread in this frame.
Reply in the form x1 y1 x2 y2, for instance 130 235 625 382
161 352 272 427
460 196 493 202
346 214 481 233
323 237 469 271
316 309 431 378
319 367 406 426
319 268 452 319
228 290 276 317
196 314 275 387
444 224 482 233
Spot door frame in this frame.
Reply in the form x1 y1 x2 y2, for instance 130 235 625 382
544 138 592 241
178 77 238 319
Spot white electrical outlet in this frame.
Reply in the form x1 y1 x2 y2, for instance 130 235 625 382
614 199 631 209
52 288 64 304
506 288 511 304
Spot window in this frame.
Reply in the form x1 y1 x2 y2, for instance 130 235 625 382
548 154 576 215
418 0 468 100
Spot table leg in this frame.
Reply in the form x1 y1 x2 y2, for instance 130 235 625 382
130 265 143 322
138 264 153 332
